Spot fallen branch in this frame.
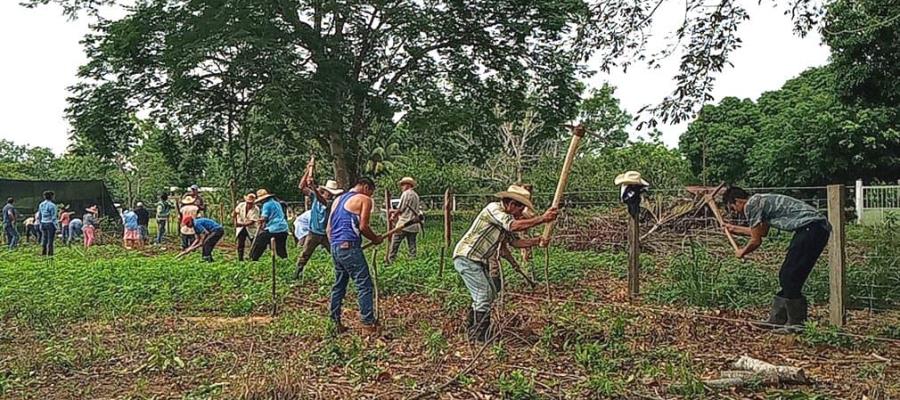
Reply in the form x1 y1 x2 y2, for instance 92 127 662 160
704 355 808 389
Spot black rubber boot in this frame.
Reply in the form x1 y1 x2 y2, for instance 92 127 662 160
782 296 808 332
491 276 503 293
754 295 788 329
470 311 491 342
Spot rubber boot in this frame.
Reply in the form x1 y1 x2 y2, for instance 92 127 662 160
470 311 491 342
491 276 503 293
754 295 788 330
780 297 808 333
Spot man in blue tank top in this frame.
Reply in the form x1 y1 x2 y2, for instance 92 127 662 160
326 177 385 334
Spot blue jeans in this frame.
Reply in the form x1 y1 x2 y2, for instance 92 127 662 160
155 219 167 244
40 222 56 256
454 257 494 312
330 245 376 325
67 225 82 244
61 224 69 243
4 223 18 250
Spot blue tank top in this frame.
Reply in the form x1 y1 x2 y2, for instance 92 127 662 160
330 192 361 247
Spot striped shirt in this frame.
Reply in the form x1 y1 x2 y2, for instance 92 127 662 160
453 202 515 264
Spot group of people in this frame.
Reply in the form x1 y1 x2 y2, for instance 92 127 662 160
2 192 101 254
2 170 832 340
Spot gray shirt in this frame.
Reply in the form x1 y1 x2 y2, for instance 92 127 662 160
397 189 421 233
2 204 15 225
83 213 98 227
745 194 830 232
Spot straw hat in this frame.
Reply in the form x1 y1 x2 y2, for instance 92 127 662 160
255 189 275 202
181 196 196 205
398 177 417 187
318 180 344 196
495 185 535 211
244 193 257 202
86 205 98 214
614 171 650 187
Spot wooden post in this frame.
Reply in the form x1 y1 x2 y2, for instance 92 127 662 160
271 237 277 317
827 184 847 327
627 211 640 298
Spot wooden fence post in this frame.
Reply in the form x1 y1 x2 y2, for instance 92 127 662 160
827 184 847 327
627 211 640 298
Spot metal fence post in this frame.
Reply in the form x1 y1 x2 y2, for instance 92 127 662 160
855 179 864 225
827 184 847 327
627 211 640 298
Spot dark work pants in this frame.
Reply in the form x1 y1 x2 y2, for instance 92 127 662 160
296 233 330 268
236 228 252 261
202 228 224 262
249 231 289 261
778 222 830 299
40 223 56 256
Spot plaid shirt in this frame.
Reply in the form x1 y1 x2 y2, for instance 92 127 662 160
453 202 515 264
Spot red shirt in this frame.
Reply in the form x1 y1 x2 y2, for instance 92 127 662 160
60 212 71 225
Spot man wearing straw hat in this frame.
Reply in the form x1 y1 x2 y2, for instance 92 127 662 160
453 185 558 342
233 193 260 262
293 177 343 280
179 195 200 250
249 189 290 261
387 177 421 264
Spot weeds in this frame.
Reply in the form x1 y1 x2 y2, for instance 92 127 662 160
497 370 539 400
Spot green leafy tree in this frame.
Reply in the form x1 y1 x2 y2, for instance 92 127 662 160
822 0 900 107
679 97 761 185
29 0 844 186
749 67 900 186
578 84 631 153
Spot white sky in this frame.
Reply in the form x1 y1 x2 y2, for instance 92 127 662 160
0 1 830 154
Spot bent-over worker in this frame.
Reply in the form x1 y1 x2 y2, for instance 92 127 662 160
182 216 225 262
723 187 831 331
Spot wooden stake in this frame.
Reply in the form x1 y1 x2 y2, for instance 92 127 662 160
441 188 452 277
627 210 640 298
384 188 393 263
544 247 551 300
372 248 380 321
827 184 847 327
270 237 277 317
541 125 586 243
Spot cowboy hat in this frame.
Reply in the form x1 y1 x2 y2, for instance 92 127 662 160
86 205 98 214
255 189 275 202
181 196 196 205
318 180 344 196
398 177 417 187
495 185 535 211
614 171 650 187
244 193 257 202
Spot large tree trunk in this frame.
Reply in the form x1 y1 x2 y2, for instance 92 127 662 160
329 130 352 188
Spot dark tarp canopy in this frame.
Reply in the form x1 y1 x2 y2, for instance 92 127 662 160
0 179 120 230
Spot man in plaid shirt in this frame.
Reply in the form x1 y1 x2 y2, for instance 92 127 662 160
453 185 558 342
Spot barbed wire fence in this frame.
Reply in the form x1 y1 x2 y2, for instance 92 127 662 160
406 184 899 336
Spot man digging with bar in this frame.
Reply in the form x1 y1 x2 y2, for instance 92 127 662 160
293 176 343 281
453 185 558 342
722 187 831 331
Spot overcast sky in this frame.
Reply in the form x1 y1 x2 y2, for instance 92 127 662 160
0 1 830 154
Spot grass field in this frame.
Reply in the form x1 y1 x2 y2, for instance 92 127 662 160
1 214 898 399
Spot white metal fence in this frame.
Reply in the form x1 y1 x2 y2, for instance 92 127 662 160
855 179 900 225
